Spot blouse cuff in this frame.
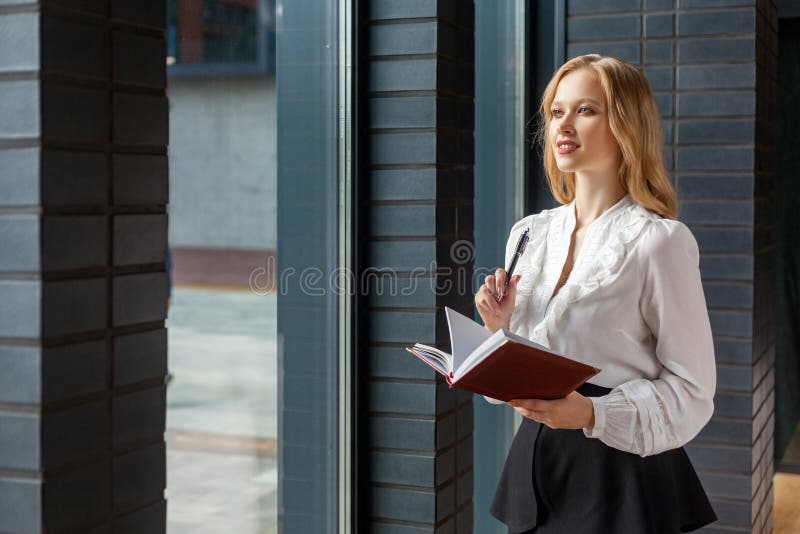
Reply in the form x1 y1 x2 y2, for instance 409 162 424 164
618 378 680 455
483 394 504 405
583 395 606 437
581 388 639 453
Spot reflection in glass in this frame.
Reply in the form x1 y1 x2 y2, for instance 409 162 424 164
167 0 275 75
164 1 278 532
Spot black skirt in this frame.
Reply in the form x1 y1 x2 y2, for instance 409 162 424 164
490 382 717 534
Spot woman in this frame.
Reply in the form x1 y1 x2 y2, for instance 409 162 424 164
475 54 718 533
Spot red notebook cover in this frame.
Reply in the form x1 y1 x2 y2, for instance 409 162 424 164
449 339 599 401
407 339 600 401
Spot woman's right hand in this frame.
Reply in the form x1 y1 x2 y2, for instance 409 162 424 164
475 269 521 333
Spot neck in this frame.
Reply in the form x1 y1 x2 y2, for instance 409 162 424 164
571 173 627 229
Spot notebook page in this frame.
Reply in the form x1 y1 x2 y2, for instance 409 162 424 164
445 307 493 372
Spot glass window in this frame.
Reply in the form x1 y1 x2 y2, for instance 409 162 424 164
473 2 529 532
164 0 347 532
473 1 564 532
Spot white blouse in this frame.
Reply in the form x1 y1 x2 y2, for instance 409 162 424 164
484 193 717 458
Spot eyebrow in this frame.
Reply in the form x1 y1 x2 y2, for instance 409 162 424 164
551 98 603 107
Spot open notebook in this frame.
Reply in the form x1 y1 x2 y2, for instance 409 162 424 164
405 307 600 401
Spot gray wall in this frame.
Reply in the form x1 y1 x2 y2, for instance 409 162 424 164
168 76 277 250
362 1 476 531
566 0 776 531
0 0 168 532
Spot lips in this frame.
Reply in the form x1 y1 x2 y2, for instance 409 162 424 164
557 142 579 155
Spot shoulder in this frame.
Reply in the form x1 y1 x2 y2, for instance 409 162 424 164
633 206 699 265
504 204 566 264
507 203 566 239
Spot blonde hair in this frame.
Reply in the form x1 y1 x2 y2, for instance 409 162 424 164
534 54 677 219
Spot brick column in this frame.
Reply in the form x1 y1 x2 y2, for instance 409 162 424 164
362 1 475 532
565 0 778 531
0 1 168 531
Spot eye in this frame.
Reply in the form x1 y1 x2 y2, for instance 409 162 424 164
579 107 592 113
551 109 562 117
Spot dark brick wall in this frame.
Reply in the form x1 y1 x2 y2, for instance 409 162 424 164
362 0 475 531
0 1 168 532
565 0 777 531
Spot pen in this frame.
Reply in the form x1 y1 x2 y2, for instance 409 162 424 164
497 227 530 302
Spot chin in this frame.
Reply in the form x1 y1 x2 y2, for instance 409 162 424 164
556 163 578 173
554 155 577 168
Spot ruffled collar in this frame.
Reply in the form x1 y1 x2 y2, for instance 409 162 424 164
509 193 655 347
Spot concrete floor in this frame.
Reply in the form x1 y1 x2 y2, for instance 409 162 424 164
165 287 277 533
775 472 800 533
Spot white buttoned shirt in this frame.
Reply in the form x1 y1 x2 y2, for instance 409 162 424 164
484 193 717 458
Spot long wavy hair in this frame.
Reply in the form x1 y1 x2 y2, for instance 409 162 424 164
533 54 677 219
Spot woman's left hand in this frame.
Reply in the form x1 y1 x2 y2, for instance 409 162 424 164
507 391 595 430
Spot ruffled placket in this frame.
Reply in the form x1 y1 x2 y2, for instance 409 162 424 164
528 194 652 348
508 209 557 340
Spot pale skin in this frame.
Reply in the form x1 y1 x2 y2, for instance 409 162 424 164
475 67 628 431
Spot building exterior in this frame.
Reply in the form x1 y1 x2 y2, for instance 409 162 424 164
0 0 796 533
